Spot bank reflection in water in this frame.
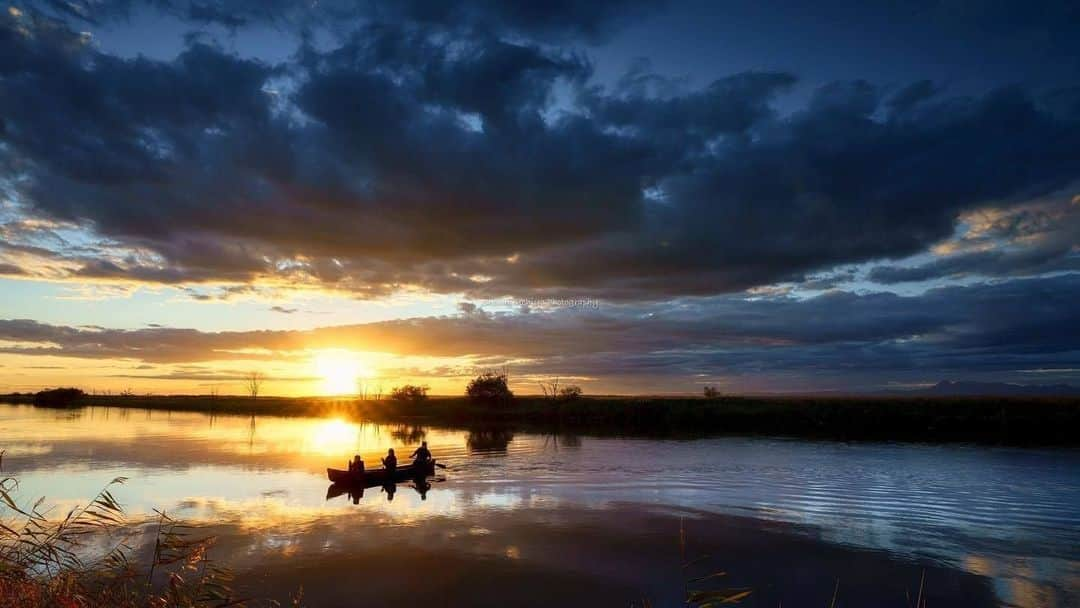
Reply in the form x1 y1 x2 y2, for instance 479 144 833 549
466 427 515 453
390 424 428 444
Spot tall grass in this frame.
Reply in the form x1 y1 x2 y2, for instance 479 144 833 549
0 476 298 608
678 518 753 607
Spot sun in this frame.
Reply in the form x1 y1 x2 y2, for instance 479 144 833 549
314 351 367 396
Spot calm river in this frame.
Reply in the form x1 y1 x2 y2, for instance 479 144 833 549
1 403 1077 607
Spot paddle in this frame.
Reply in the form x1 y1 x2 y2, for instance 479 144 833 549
434 462 448 469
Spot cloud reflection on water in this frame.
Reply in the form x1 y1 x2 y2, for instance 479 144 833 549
2 403 1078 606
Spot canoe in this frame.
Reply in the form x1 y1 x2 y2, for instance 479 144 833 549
326 459 436 485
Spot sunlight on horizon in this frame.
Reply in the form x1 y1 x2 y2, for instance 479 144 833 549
313 350 370 396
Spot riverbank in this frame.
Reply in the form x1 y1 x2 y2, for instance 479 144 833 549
3 392 1078 444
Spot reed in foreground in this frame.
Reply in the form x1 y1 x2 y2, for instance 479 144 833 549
0 476 300 608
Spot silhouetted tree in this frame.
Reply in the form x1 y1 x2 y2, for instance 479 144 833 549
466 371 513 405
390 384 429 405
32 388 85 407
558 385 583 402
246 371 264 399
539 377 561 401
540 377 583 402
703 385 721 399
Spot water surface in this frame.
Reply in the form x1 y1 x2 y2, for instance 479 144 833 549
1 403 1077 607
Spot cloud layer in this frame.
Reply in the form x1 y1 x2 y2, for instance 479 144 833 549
2 4 1078 300
3 275 1079 391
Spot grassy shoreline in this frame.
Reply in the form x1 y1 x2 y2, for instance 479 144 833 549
4 392 1079 444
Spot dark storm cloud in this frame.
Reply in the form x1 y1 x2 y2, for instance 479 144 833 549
368 0 662 41
630 85 1080 290
1 23 274 188
2 276 1078 388
2 3 1080 300
580 68 796 160
0 262 27 275
31 0 660 40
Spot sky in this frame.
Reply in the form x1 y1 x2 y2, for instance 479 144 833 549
1 0 1078 395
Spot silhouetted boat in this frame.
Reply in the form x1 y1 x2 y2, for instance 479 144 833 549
326 460 437 485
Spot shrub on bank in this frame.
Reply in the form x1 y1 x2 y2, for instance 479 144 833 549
539 378 583 403
557 385 583 402
390 384 429 405
466 372 514 405
32 388 86 407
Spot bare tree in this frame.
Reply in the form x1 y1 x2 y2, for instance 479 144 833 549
539 377 561 401
246 371 264 399
558 385 582 401
540 377 582 403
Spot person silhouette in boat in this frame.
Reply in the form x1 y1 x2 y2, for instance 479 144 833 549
348 454 364 474
410 441 432 467
382 448 397 474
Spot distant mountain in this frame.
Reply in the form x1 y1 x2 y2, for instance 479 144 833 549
899 380 1080 397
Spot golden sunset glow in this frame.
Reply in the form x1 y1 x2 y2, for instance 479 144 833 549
314 350 368 396
307 418 360 454
1 4 1076 608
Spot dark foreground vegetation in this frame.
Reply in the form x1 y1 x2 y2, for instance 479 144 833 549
4 390 1079 444
0 477 300 608
30 388 87 407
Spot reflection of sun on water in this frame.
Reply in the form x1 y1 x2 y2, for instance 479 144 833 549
309 419 358 455
314 351 368 395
